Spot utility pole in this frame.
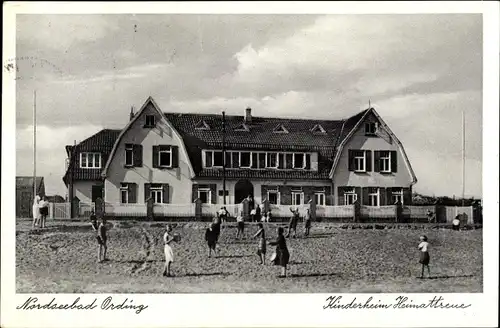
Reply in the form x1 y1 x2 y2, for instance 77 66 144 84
222 111 227 205
462 109 465 206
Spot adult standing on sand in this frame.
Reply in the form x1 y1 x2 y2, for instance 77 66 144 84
269 227 290 278
32 195 40 228
163 225 175 277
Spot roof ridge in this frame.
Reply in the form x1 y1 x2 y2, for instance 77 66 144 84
164 112 348 123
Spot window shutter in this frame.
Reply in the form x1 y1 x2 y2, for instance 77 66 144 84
133 145 143 167
280 186 291 205
144 183 151 202
348 150 354 171
192 184 199 202
127 183 136 203
366 150 372 172
304 154 311 170
152 146 159 168
210 184 217 204
386 188 393 205
356 187 364 205
374 151 380 172
232 152 240 168
391 151 398 173
251 153 258 168
162 184 169 203
337 187 345 205
403 187 411 205
171 146 179 168
225 151 231 168
379 187 386 206
285 154 292 169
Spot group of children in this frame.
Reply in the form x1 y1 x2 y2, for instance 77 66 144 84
31 195 50 229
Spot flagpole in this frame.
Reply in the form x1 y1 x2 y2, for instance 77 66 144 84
222 111 227 205
462 109 465 206
33 90 37 198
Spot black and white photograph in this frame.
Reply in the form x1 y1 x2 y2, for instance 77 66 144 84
2 2 498 328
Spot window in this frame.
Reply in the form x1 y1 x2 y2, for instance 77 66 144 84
365 122 378 135
293 153 306 169
240 152 251 168
291 191 304 206
80 152 101 169
234 123 250 132
145 115 156 127
273 124 289 133
159 147 172 168
354 151 366 172
204 151 213 168
267 187 280 205
266 152 278 168
315 192 326 206
391 188 403 205
198 187 211 204
213 151 223 167
380 151 391 172
311 124 326 134
120 183 131 203
125 144 134 166
344 188 358 205
258 153 266 169
368 188 380 207
150 185 163 204
194 120 210 130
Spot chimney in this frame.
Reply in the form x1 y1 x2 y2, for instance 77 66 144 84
244 107 252 123
129 106 135 121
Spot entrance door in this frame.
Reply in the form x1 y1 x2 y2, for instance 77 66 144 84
91 185 103 202
234 180 254 204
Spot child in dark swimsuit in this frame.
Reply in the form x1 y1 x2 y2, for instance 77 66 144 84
97 218 108 263
205 223 218 258
269 227 290 277
253 223 266 265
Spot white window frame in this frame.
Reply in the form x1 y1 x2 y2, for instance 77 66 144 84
150 185 163 204
354 151 366 172
292 153 306 169
266 152 279 168
291 191 304 206
344 188 358 205
380 151 391 173
368 188 380 207
212 151 223 168
120 183 130 204
159 147 172 168
145 115 156 127
315 192 326 206
239 151 252 168
198 188 211 204
267 188 280 205
80 152 101 169
392 188 404 205
125 144 134 166
365 122 378 135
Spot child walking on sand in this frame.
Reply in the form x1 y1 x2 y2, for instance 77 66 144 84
97 218 108 263
32 195 40 228
253 223 266 265
304 208 312 237
236 211 245 239
286 207 299 238
205 223 218 258
163 225 175 277
418 235 431 278
269 227 290 277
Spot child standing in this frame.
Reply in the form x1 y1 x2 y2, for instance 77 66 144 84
90 211 98 231
253 223 266 265
163 225 175 277
236 211 245 239
205 223 218 258
304 208 312 237
269 227 290 277
97 218 108 263
32 195 40 228
286 207 299 238
38 196 49 229
418 235 431 278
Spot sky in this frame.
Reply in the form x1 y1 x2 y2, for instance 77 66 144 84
14 14 483 198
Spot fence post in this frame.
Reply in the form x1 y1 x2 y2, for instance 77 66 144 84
309 197 317 221
194 199 202 221
146 197 154 221
353 200 360 222
49 203 54 219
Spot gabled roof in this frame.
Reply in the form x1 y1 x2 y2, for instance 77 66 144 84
63 129 121 185
164 112 349 179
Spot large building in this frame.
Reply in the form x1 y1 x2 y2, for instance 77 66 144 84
63 97 417 211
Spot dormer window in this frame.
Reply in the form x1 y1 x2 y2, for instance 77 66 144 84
273 124 289 134
234 123 250 132
195 120 211 130
80 152 101 169
145 115 156 128
365 122 378 135
311 124 326 134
